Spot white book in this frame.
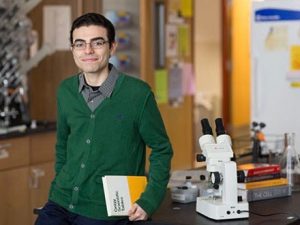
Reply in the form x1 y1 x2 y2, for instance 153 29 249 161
102 175 147 216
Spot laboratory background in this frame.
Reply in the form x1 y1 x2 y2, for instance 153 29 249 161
1 0 300 225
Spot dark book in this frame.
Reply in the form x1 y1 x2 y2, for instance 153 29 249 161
238 172 281 183
238 185 291 202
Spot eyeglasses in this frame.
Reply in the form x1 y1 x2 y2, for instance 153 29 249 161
71 39 109 50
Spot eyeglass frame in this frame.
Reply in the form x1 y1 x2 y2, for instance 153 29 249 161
71 37 110 50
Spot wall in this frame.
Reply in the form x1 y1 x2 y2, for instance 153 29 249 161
231 0 251 127
193 0 222 155
194 0 252 130
194 0 222 121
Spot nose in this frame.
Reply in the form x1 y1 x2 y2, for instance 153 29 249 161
84 43 94 54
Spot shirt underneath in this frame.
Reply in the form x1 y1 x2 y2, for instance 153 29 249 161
78 64 120 111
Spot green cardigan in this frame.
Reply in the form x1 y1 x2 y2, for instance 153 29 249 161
49 73 173 220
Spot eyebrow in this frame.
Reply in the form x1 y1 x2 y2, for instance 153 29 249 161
74 37 106 42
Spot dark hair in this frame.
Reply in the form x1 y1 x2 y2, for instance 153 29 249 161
70 13 115 48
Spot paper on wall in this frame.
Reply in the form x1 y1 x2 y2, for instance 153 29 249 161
43 5 71 50
182 63 196 95
155 69 168 104
169 64 183 104
166 24 178 57
178 24 191 58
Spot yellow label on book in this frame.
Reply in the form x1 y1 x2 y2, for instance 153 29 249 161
238 178 288 190
127 176 147 203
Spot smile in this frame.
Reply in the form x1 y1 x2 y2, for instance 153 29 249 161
81 58 98 62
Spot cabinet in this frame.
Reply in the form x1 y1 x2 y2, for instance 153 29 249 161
30 162 54 224
0 167 30 225
0 132 56 225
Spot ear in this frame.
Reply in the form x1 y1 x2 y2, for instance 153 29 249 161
109 41 118 56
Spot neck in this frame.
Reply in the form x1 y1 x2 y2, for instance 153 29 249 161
84 67 109 86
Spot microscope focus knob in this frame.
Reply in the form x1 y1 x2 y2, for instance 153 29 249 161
211 172 222 189
200 175 206 181
196 154 206 162
213 183 219 190
237 170 245 183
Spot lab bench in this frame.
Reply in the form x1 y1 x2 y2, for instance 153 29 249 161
152 191 300 225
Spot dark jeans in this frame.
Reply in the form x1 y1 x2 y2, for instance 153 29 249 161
35 201 174 225
34 201 129 225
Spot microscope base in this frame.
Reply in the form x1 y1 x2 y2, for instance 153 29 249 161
196 197 249 220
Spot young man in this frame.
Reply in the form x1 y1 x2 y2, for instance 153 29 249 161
35 13 173 225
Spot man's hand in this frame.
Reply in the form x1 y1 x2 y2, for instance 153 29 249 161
128 203 148 221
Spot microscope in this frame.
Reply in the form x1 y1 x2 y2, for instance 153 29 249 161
196 118 249 220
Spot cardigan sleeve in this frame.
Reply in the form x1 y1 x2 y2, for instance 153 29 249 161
136 91 173 216
54 88 70 175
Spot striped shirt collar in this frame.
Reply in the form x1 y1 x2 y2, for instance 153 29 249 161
78 64 119 98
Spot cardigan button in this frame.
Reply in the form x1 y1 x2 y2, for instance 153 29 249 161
86 139 91 144
90 114 95 119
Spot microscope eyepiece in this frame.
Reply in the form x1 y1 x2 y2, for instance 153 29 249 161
215 118 226 136
201 118 213 135
259 122 266 129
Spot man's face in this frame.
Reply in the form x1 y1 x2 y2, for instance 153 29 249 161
71 25 116 76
